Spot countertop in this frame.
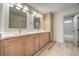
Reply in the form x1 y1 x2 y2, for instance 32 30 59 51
0 30 49 40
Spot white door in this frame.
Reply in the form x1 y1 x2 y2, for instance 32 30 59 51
64 17 74 42
73 14 79 45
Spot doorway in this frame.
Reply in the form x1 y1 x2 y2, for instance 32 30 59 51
64 16 74 43
64 14 79 46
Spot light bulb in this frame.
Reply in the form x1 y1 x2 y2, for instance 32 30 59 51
34 11 37 15
23 6 28 10
39 14 42 17
8 4 14 7
11 3 15 5
16 3 22 8
37 13 40 17
22 10 26 12
37 13 42 17
16 7 20 10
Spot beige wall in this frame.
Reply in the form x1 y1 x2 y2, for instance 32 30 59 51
53 6 79 43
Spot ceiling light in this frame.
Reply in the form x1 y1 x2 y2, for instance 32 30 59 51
23 6 28 10
16 3 22 8
16 7 20 10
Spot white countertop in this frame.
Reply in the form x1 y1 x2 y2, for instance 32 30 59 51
0 31 49 40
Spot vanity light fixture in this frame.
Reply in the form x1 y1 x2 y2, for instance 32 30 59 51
36 13 39 17
23 6 28 11
36 13 42 17
16 3 22 8
16 7 21 10
37 13 41 17
8 4 14 7
32 11 37 16
32 13 34 16
11 3 15 5
39 14 42 17
34 11 37 15
8 3 41 16
22 10 26 12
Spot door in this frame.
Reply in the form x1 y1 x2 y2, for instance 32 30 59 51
5 44 24 56
44 32 50 44
4 38 24 56
24 35 35 56
39 32 49 48
39 33 46 48
64 16 74 42
73 14 79 46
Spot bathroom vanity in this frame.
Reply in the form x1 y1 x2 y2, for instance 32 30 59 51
0 4 53 56
0 32 50 56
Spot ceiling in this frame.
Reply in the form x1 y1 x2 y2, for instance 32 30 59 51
28 3 79 14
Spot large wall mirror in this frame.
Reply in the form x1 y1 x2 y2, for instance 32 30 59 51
34 16 40 29
9 4 27 29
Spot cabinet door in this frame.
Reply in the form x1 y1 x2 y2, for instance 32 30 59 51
5 44 24 56
39 33 45 48
24 35 35 56
44 32 50 44
34 34 40 52
39 32 50 48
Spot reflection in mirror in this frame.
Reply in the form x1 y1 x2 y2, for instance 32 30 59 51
9 5 27 28
34 16 40 29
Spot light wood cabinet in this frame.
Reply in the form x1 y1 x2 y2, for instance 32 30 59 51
43 12 53 42
39 34 45 48
24 35 35 56
5 44 24 56
34 34 40 52
39 32 49 48
0 40 5 56
0 32 50 56
4 37 24 56
43 32 50 44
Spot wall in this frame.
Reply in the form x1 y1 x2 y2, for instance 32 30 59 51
53 6 79 43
